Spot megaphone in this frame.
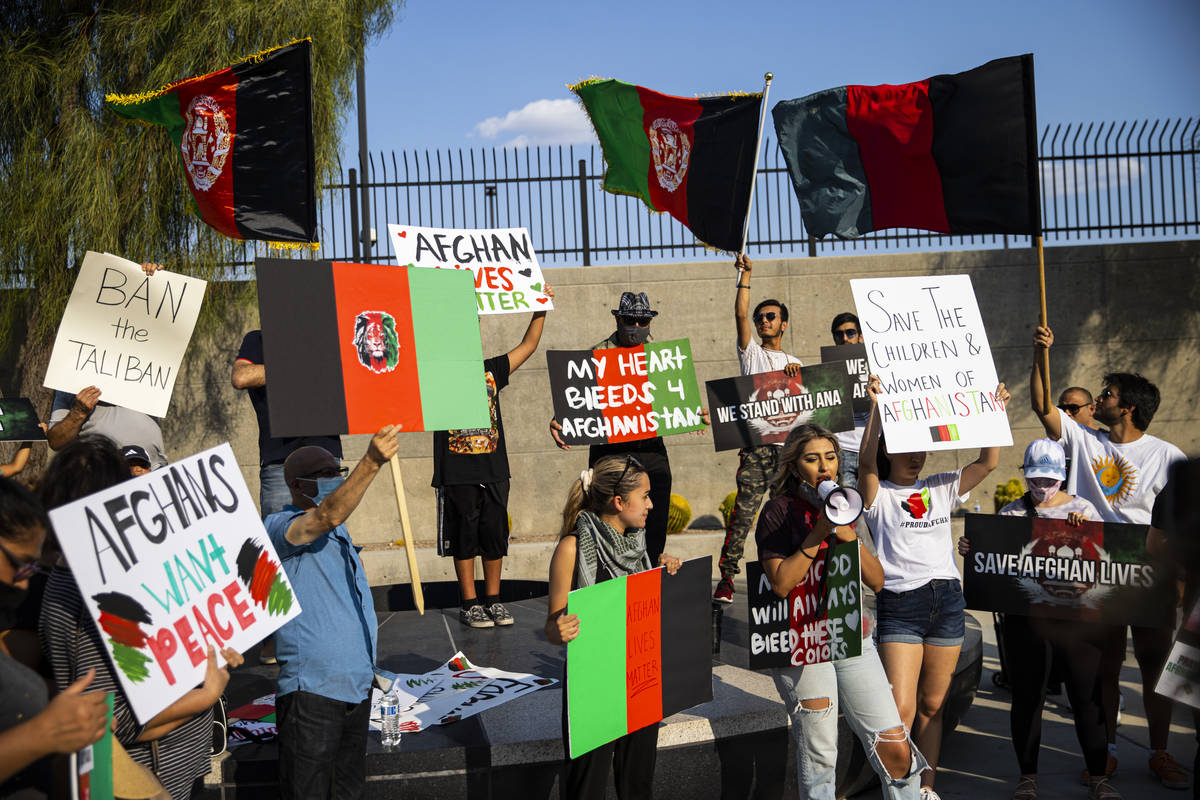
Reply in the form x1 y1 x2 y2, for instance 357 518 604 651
816 480 864 526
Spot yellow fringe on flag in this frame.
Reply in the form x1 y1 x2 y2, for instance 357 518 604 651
265 241 321 252
105 37 313 106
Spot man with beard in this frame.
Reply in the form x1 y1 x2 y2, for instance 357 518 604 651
713 254 802 604
549 291 676 565
1031 325 1189 790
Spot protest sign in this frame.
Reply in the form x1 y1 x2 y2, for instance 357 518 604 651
820 343 871 415
71 695 113 800
44 252 206 418
850 275 1011 453
1156 596 1200 711
48 442 301 723
0 398 47 442
547 339 705 446
567 557 711 758
745 542 863 670
256 258 488 435
706 364 853 451
388 224 554 315
963 514 1174 628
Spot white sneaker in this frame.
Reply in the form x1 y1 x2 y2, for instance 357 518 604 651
921 788 943 800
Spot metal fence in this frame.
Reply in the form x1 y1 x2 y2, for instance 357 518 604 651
315 117 1199 266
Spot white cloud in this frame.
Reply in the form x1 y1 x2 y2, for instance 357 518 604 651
471 98 594 147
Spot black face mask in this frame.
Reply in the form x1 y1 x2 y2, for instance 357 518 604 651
617 320 650 346
0 581 28 632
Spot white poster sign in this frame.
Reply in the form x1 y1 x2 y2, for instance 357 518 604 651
1156 596 1200 711
850 275 1011 453
48 443 301 723
388 224 554 315
44 251 206 417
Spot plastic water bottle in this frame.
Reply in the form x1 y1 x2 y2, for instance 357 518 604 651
380 686 401 747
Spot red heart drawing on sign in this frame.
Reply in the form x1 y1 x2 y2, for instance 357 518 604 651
536 297 549 304
397 230 407 238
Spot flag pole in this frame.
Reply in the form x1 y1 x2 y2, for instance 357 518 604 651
389 455 425 615
1036 235 1051 411
736 72 773 283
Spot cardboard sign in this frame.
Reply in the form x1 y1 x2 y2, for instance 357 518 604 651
963 514 1174 627
820 343 871 415
850 275 1011 452
745 543 863 670
48 442 301 723
547 339 705 446
1156 595 1200 711
706 364 853 451
0 398 47 442
44 252 206 417
567 557 712 758
389 224 554 315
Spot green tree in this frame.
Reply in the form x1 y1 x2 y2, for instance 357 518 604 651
0 1 398 470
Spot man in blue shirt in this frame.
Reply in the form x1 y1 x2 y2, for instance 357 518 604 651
264 425 399 800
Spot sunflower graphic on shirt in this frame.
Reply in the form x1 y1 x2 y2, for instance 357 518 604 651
1091 453 1137 507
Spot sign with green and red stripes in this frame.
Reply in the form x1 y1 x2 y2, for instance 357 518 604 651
256 258 489 436
566 557 712 758
546 339 705 445
571 78 763 252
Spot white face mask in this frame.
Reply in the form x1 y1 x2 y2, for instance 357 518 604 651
1027 477 1061 504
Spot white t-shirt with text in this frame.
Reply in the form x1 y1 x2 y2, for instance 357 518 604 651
1055 407 1185 524
866 469 963 592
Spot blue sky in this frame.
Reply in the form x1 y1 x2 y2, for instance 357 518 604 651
341 0 1200 161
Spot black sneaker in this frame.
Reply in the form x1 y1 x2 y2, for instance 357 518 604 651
486 602 514 626
460 604 494 628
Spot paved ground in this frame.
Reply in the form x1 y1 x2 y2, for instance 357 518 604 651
928 610 1195 800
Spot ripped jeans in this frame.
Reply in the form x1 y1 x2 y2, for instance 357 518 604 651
772 640 927 799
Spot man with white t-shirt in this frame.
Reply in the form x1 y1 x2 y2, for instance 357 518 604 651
828 312 869 488
1031 324 1190 790
713 254 802 604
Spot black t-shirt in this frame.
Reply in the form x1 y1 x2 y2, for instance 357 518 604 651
432 355 511 486
754 495 821 562
237 330 343 465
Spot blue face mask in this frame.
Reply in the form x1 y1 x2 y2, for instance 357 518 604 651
309 476 345 505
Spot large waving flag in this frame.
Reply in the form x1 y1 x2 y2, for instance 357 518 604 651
571 79 763 252
106 40 317 246
773 54 1040 239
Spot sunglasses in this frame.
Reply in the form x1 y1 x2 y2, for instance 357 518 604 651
1057 403 1088 414
0 540 49 583
832 328 859 341
619 316 651 327
1097 388 1116 401
615 455 644 489
753 312 778 324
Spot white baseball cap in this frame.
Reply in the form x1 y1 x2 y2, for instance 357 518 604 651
1022 438 1067 481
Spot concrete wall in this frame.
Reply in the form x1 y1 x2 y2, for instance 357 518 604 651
162 240 1200 584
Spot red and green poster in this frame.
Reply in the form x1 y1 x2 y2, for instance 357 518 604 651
570 79 763 253
566 556 712 758
256 259 489 436
105 40 316 245
546 339 705 446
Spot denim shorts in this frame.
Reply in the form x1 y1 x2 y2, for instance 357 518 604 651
876 579 966 647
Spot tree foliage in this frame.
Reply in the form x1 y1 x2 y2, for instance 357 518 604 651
0 1 399 419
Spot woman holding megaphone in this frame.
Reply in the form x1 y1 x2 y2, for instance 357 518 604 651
757 423 927 800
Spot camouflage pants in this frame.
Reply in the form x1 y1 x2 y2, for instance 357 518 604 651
718 445 779 579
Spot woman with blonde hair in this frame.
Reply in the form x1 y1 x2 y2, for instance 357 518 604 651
544 454 681 800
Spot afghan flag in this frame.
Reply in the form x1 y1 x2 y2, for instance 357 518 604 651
773 54 1040 239
105 40 317 246
570 79 763 252
255 258 489 436
566 557 712 758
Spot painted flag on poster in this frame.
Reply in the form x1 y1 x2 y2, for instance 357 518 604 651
566 557 712 758
0 398 47 442
48 443 301 724
105 40 316 245
388 225 554 315
705 363 854 451
571 79 763 252
256 259 489 436
546 340 706 446
773 54 1039 239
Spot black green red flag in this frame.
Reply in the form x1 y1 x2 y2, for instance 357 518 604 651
255 258 489 436
772 54 1040 239
566 556 712 758
105 40 317 245
570 79 763 252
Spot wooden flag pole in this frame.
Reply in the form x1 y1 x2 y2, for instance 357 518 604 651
388 455 425 615
736 72 774 283
1035 235 1051 412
